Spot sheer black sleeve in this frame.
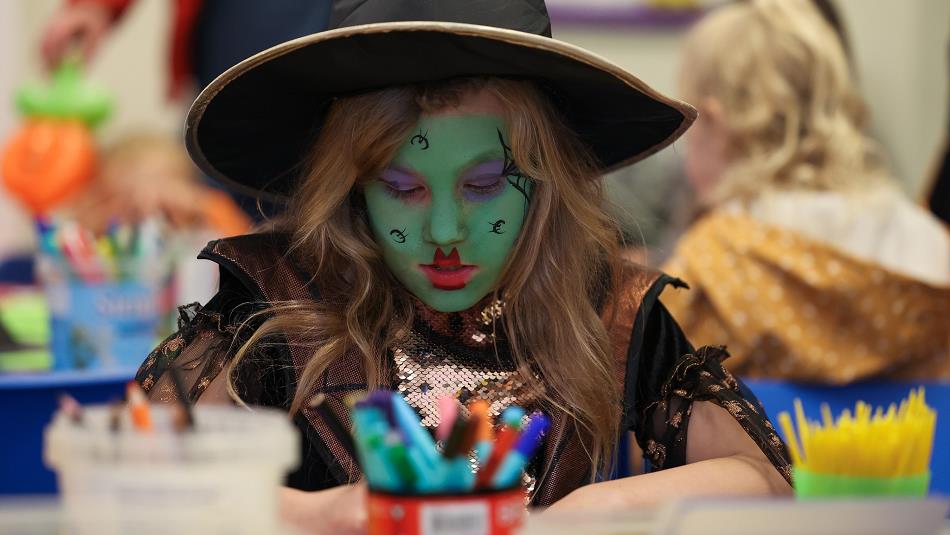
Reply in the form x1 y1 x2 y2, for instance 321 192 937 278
627 300 792 484
134 271 290 405
134 271 340 491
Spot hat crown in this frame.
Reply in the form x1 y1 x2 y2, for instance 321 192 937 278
329 0 552 37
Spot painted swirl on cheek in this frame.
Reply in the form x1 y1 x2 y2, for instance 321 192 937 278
490 219 506 234
389 228 407 243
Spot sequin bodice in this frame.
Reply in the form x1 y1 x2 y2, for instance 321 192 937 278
393 297 544 430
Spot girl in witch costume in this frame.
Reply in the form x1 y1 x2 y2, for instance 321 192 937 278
136 0 791 531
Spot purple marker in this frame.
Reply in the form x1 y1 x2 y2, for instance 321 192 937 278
367 390 397 428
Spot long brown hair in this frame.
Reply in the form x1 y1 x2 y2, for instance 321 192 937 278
228 77 622 478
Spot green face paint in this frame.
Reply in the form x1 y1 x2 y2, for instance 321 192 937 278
363 114 530 312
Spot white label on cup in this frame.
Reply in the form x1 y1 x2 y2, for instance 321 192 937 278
421 501 488 535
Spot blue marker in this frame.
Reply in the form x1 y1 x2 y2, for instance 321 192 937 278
444 457 476 492
501 406 526 429
352 407 401 491
406 445 448 493
391 393 441 468
491 412 550 489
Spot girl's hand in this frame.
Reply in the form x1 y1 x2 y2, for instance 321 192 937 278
280 483 368 535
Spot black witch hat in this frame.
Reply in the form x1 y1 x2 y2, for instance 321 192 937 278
185 0 696 201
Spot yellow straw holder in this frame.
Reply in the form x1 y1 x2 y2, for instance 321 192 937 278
794 468 930 498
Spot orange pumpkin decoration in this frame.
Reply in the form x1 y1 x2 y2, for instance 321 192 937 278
1 119 97 214
2 58 110 214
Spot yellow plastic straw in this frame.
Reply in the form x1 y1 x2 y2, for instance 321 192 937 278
778 388 936 477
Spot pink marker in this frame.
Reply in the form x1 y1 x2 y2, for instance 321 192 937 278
437 396 458 443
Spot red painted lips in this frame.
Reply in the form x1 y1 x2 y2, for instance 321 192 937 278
419 247 477 290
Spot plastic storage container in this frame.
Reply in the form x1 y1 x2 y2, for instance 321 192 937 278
44 404 298 534
794 467 930 498
37 252 175 371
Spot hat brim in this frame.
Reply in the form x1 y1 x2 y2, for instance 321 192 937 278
185 21 696 201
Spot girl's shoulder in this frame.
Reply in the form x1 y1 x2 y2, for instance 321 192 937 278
135 231 303 406
198 231 317 303
601 259 687 349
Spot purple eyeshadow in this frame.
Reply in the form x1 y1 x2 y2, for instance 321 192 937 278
461 159 507 201
380 168 421 190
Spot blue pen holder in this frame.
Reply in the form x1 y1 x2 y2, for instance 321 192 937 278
38 255 174 371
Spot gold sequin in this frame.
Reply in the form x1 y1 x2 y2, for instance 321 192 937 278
393 297 544 486
393 340 542 428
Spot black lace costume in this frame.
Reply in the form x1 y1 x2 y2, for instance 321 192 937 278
136 234 791 505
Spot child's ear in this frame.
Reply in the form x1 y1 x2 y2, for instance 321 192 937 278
699 97 727 131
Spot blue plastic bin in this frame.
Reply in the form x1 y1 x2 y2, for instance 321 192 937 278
0 368 134 494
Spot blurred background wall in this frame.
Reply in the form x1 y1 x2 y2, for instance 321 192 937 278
556 0 950 198
1 0 948 249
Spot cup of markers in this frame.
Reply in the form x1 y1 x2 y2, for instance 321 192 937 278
45 382 299 535
344 391 549 535
34 217 174 370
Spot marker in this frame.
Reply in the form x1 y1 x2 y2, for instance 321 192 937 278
391 393 440 468
363 424 403 491
458 411 481 457
442 413 469 457
108 399 124 433
475 422 520 488
310 393 357 460
468 400 493 464
492 412 550 488
59 222 104 282
351 407 401 491
96 236 117 279
34 218 59 256
406 443 447 493
126 381 152 432
58 393 83 425
368 390 396 427
501 406 525 429
438 396 458 443
383 431 417 487
444 456 476 492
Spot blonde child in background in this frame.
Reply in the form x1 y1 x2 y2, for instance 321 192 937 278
66 132 250 236
662 0 950 382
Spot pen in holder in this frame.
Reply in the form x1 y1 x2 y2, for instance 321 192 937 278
346 391 547 535
779 388 936 498
35 219 174 370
